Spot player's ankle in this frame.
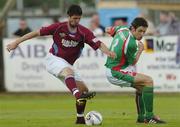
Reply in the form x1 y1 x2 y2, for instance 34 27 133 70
76 115 85 124
137 115 144 123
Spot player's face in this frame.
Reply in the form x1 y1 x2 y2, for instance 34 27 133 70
132 26 147 40
69 15 81 28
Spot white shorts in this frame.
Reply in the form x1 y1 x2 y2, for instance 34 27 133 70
45 53 82 81
106 66 136 87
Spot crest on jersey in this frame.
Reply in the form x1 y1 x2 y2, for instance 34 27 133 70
59 33 66 38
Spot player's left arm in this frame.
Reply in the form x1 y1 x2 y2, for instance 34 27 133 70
6 30 40 52
105 26 122 37
133 41 144 65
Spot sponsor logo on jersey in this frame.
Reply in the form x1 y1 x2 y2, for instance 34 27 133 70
62 39 79 47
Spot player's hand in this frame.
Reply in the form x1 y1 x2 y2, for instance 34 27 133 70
105 27 111 33
138 41 144 51
6 41 19 52
107 51 116 59
105 27 115 36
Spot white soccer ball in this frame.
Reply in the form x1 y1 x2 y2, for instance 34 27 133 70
85 111 103 126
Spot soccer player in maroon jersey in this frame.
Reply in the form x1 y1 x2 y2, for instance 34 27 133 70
6 4 116 124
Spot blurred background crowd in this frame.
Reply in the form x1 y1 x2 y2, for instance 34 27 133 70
0 0 180 38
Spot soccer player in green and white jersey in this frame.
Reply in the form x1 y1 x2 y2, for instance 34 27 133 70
105 17 166 124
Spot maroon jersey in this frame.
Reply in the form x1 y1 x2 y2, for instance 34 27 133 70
40 22 102 65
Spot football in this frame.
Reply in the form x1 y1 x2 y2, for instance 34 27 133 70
85 111 103 126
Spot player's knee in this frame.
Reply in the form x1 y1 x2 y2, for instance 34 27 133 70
83 87 89 93
80 85 89 93
59 67 74 77
135 85 143 93
77 81 89 93
145 76 153 86
78 87 88 94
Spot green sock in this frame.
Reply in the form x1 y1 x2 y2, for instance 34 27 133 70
142 86 154 119
136 92 145 121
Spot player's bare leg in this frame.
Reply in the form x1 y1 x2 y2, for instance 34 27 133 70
134 73 166 124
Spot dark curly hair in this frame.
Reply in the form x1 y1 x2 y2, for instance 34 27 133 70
67 4 82 16
130 17 148 29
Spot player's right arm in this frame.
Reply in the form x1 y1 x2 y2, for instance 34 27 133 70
105 26 122 37
6 30 40 52
7 23 60 52
105 27 115 36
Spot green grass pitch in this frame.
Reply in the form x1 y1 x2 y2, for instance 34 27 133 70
0 92 180 127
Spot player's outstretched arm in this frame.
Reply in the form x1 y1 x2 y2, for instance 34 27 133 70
6 30 40 52
99 42 116 59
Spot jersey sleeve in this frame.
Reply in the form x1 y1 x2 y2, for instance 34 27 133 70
125 41 138 65
107 26 122 37
85 30 101 50
40 23 60 36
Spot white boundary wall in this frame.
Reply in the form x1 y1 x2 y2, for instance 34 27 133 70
3 36 180 92
138 36 180 92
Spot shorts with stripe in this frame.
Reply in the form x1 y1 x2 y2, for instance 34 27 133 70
106 66 136 87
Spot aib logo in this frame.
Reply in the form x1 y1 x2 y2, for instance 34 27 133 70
10 44 47 58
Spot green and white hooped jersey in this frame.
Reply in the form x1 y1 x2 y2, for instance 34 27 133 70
105 26 138 71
